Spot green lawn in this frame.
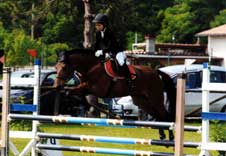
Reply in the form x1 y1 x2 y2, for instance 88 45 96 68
8 121 220 156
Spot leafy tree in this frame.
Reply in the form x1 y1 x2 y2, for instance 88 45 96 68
1 0 226 66
0 23 8 49
3 29 42 66
126 32 143 50
43 43 69 66
210 9 226 27
132 0 174 35
157 3 198 43
186 0 226 31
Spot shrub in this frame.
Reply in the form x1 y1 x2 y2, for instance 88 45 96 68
212 121 226 156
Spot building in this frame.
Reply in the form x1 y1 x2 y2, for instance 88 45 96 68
126 36 223 67
196 24 226 67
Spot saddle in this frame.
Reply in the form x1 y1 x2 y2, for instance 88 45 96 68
104 60 136 80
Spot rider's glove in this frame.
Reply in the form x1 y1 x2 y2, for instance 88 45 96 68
95 50 103 57
105 53 110 59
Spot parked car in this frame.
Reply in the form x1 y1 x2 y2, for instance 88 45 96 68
0 69 88 116
111 64 226 118
111 96 139 119
160 64 226 116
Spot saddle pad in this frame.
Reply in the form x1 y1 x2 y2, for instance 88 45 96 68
104 60 136 80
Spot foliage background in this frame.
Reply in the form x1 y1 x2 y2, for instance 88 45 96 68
0 0 226 66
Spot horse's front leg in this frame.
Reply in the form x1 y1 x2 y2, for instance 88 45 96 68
64 82 89 96
159 129 166 140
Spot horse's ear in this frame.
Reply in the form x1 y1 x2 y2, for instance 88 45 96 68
56 51 66 62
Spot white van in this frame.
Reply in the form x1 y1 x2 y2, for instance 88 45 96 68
111 64 226 118
160 64 226 116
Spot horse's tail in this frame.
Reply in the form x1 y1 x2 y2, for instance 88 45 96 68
157 70 176 122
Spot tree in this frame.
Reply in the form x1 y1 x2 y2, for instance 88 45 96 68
83 0 93 48
132 0 174 35
186 0 226 31
210 9 226 27
3 29 42 66
157 3 198 43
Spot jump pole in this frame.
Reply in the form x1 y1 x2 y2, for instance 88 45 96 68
8 114 200 132
1 68 11 156
37 144 174 156
31 59 41 156
0 60 41 156
37 132 200 148
174 73 186 156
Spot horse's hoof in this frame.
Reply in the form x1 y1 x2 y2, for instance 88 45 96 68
169 134 174 141
159 135 166 140
169 137 174 141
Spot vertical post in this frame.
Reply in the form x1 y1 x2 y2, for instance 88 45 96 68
174 73 186 156
145 34 155 53
31 59 41 156
200 63 210 156
1 68 11 156
31 3 35 40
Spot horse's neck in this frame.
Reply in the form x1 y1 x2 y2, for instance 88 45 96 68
70 55 100 75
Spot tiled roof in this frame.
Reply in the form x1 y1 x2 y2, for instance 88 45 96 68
196 24 226 36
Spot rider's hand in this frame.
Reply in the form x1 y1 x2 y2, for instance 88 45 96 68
105 53 110 59
95 50 103 57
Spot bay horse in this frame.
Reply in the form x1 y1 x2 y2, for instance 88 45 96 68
53 49 176 141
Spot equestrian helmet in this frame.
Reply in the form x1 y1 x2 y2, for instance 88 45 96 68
93 13 108 25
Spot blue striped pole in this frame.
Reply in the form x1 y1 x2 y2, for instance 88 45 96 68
37 132 200 148
202 112 226 121
8 114 200 131
36 144 174 156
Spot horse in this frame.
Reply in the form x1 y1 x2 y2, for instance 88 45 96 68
53 49 176 141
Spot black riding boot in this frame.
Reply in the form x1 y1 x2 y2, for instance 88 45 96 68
122 64 132 82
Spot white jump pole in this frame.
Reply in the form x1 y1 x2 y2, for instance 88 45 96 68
199 63 211 156
1 68 11 156
31 59 41 156
2 60 41 156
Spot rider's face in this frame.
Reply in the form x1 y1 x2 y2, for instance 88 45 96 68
95 23 104 31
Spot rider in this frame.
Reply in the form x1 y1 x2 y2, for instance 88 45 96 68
92 13 132 82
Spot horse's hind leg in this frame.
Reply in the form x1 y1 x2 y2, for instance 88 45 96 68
132 95 167 140
169 130 174 141
159 129 166 140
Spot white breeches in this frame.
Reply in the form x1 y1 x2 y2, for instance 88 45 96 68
116 52 126 66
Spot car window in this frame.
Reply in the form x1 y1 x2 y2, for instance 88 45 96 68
45 73 56 81
210 71 226 83
21 73 34 78
42 73 56 86
186 72 201 89
172 72 201 89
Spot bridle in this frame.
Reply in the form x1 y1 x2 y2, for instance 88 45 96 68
55 61 71 82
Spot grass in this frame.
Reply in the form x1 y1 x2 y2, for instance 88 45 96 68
8 121 218 156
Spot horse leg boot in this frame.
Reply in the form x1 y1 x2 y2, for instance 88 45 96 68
159 129 166 140
169 130 174 141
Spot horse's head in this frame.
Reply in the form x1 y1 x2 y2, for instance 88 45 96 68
53 51 74 88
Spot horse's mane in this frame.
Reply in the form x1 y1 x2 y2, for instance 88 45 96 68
65 48 95 56
58 48 96 62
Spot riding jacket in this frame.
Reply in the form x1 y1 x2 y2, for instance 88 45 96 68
94 27 122 57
